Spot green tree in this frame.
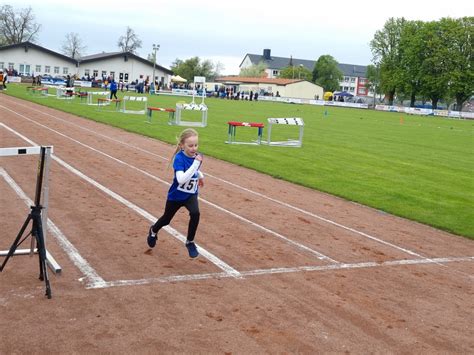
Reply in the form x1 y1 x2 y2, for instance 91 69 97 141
278 65 312 80
0 5 40 45
366 64 382 102
312 55 343 92
418 20 453 109
170 57 215 81
398 20 425 107
239 62 267 77
445 17 473 111
370 17 407 105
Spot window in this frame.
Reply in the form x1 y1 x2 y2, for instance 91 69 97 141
272 70 279 76
350 77 355 83
93 70 98 78
8 63 14 70
84 69 90 76
343 86 349 91
0 62 4 69
349 87 355 92
358 88 367 95
45 66 51 73
344 76 349 82
101 70 107 78
110 71 115 79
19 64 31 75
359 78 366 84
36 65 41 72
63 67 68 75
54 66 59 74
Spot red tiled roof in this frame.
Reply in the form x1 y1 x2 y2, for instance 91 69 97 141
215 76 302 85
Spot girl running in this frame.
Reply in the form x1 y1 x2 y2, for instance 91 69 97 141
147 128 204 258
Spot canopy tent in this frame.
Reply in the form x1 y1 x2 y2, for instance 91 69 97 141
171 75 188 83
334 91 353 97
323 91 333 101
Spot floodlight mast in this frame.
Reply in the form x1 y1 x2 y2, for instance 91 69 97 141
152 44 160 93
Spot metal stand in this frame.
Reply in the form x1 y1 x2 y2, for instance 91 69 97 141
0 147 53 298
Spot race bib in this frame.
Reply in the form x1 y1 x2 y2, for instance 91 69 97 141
177 178 198 194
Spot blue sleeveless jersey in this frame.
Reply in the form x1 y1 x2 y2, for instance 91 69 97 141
168 151 200 201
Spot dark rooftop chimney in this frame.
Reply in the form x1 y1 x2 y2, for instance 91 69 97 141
263 49 271 60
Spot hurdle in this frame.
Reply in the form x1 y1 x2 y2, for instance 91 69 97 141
263 117 305 147
226 121 264 145
171 102 208 127
0 146 61 274
97 98 122 111
86 91 109 105
121 96 148 114
56 86 75 100
146 106 176 124
27 86 48 97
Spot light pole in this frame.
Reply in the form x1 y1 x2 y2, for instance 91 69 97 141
298 64 304 79
152 44 160 93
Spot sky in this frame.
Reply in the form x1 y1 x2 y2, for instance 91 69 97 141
9 0 472 75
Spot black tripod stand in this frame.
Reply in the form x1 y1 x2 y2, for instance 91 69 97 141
0 147 52 299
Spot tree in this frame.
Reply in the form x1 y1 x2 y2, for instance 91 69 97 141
398 20 425 107
147 52 156 63
312 55 343 92
61 32 86 59
366 64 382 101
418 20 453 109
211 61 225 81
0 5 41 45
117 26 142 54
445 17 474 110
239 62 267 77
370 17 407 105
170 57 215 81
278 65 312 81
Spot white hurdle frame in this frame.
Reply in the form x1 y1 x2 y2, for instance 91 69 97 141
0 146 61 273
171 102 208 127
169 76 208 127
87 91 109 105
121 96 148 114
264 117 305 147
56 86 75 100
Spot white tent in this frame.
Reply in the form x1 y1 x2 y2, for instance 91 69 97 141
171 75 187 83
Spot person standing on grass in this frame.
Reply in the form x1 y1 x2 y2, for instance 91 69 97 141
147 128 204 258
110 79 118 99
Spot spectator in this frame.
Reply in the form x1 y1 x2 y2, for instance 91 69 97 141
110 79 118 99
0 70 5 90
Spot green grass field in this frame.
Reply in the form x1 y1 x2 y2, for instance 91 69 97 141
3 84 473 238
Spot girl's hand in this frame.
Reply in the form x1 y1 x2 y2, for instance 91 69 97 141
198 178 204 187
195 153 203 162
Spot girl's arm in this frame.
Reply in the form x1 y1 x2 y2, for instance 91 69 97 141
175 160 201 184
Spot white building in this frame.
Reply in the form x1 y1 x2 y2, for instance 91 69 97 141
240 49 372 96
215 76 324 100
0 41 173 86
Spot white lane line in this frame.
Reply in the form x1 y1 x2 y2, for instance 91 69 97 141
1 122 242 278
2 100 431 258
0 168 105 287
0 109 336 263
87 256 474 289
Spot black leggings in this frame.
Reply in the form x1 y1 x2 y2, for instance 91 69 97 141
152 194 200 242
110 90 117 99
